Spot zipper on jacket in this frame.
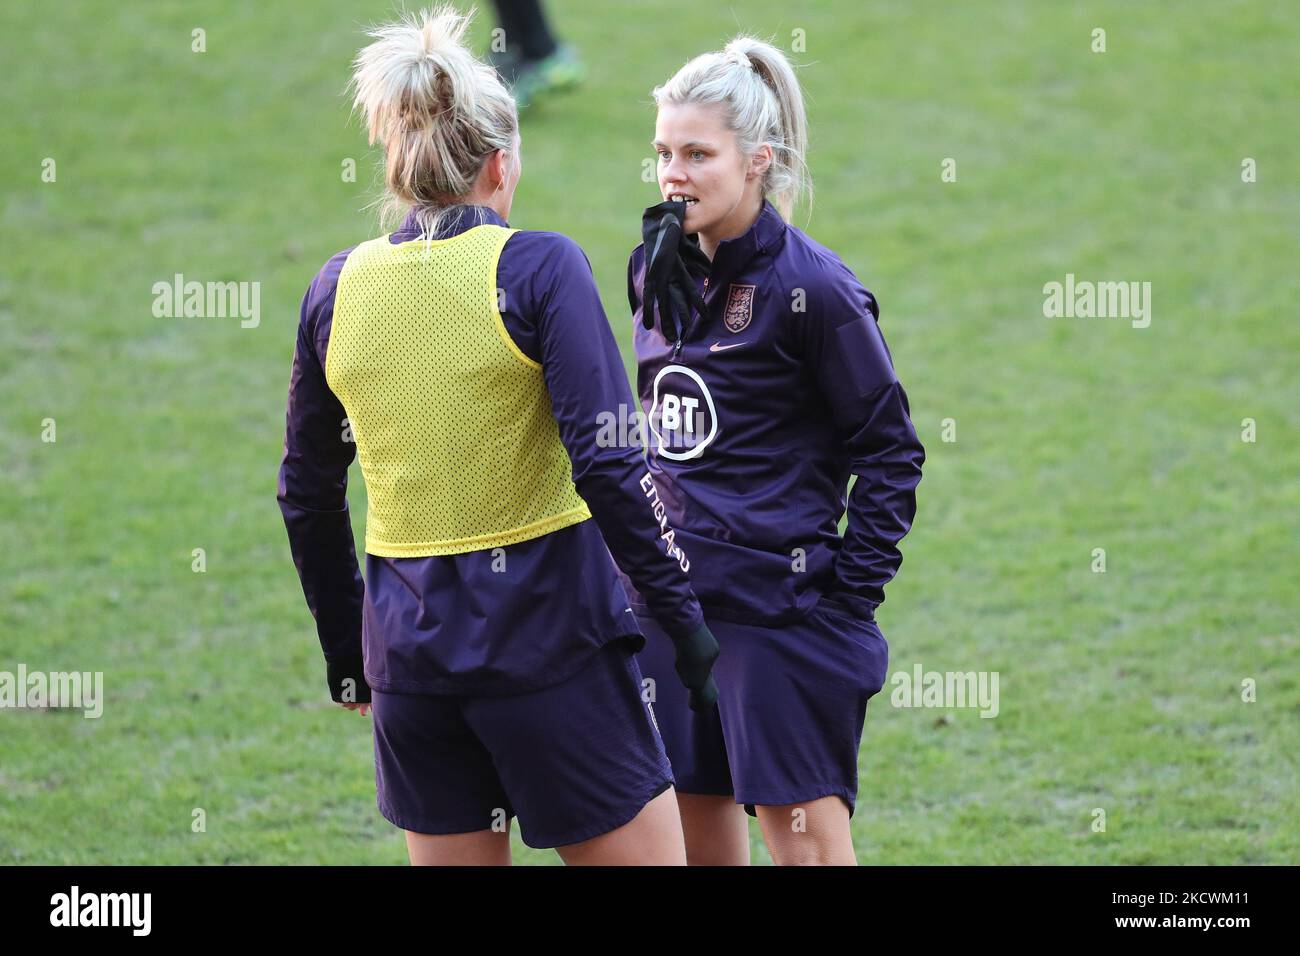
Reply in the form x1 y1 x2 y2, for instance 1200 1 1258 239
673 276 709 360
675 276 710 360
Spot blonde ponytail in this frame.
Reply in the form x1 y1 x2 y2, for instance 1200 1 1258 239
349 5 518 237
654 35 811 220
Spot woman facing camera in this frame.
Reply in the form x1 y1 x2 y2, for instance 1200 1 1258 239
625 36 925 865
277 6 718 866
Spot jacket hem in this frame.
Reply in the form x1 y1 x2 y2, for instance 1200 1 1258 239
364 507 592 557
363 630 645 698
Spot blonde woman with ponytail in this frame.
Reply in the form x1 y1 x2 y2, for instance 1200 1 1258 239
624 37 926 865
278 6 720 866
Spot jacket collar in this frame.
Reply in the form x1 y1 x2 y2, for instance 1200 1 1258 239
703 199 787 283
391 204 509 242
668 200 786 346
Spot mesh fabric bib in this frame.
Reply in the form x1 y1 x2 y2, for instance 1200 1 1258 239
326 224 591 556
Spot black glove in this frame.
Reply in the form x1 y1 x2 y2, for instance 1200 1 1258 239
640 199 711 345
326 656 372 704
671 623 720 711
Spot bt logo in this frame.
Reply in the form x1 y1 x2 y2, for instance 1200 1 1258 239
660 394 699 433
648 365 717 461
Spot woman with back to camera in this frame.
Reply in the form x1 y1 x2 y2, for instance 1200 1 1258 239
277 6 718 866
624 36 926 865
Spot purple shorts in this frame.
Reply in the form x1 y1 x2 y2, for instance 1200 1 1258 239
636 600 889 816
370 638 672 849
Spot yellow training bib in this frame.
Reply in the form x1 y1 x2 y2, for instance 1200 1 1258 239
326 224 591 556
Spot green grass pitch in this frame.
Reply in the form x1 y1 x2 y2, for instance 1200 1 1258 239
1 1 1295 864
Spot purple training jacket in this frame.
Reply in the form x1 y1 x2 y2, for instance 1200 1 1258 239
623 200 925 628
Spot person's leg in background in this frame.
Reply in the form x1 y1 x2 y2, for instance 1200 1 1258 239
677 793 749 866
488 0 584 108
492 0 557 65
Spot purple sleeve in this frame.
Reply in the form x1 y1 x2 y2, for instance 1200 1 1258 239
513 233 705 640
804 267 925 615
276 254 370 703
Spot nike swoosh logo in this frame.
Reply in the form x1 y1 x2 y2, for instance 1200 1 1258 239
709 341 748 352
